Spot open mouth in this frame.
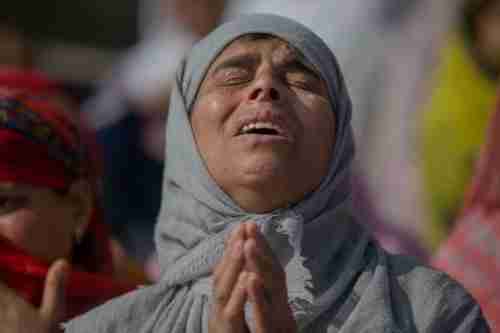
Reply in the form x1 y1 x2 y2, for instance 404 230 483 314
238 122 283 136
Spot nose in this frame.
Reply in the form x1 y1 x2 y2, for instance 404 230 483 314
247 72 281 102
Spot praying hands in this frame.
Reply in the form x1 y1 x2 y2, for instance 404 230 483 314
209 222 297 333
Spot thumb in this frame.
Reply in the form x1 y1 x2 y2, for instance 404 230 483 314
40 259 68 328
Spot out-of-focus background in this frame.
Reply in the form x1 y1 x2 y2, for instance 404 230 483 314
2 0 499 279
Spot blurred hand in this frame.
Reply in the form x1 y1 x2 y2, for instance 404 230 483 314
0 259 68 333
465 92 500 213
209 223 297 333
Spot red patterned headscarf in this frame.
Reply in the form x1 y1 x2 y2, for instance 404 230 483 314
0 69 135 318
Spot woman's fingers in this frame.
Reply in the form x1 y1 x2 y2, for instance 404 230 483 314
223 272 249 321
214 239 245 306
214 225 244 280
211 222 297 333
244 239 278 287
209 224 250 333
40 259 68 328
214 225 247 305
245 223 275 256
243 223 286 298
247 273 272 333
242 223 298 333
209 271 249 333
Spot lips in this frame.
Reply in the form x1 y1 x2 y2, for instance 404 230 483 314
239 121 284 136
234 109 293 141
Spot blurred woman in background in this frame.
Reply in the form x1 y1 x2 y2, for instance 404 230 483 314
0 69 143 330
420 0 500 249
433 87 500 331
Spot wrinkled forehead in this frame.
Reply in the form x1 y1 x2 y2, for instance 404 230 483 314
208 34 318 73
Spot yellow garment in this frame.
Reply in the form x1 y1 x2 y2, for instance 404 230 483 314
420 36 497 250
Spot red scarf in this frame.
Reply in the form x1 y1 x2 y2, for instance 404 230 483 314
0 236 135 319
0 67 60 95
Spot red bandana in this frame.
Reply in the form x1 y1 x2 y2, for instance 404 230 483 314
0 236 135 318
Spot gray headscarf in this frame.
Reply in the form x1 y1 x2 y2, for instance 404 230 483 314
64 14 489 333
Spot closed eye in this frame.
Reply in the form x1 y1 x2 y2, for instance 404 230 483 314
218 67 252 86
0 195 29 214
288 77 312 90
285 73 319 92
281 59 326 95
211 54 258 86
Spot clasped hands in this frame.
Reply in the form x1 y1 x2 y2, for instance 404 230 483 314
208 222 298 333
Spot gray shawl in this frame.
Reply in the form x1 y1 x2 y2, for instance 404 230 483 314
65 14 490 332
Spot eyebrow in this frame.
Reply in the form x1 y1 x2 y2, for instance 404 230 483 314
211 52 322 81
211 54 260 77
281 57 322 80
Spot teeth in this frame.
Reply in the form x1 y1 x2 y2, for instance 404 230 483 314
240 122 281 134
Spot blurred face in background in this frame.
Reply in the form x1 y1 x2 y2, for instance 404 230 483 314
475 0 500 71
0 181 91 263
190 35 335 213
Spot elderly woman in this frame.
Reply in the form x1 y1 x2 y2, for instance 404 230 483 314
35 14 488 332
0 77 140 331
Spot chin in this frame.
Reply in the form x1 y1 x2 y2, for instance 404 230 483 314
239 154 288 181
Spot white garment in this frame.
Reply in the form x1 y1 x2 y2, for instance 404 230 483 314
83 17 197 130
118 23 197 106
225 0 379 57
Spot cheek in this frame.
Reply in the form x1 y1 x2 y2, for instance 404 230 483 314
299 104 336 172
192 93 239 141
309 115 335 155
0 206 74 259
299 98 335 144
0 210 42 248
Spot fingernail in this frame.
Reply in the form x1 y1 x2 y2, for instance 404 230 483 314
60 262 69 283
55 263 68 291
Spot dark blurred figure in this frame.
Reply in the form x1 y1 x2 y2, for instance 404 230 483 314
0 22 33 68
84 0 227 262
